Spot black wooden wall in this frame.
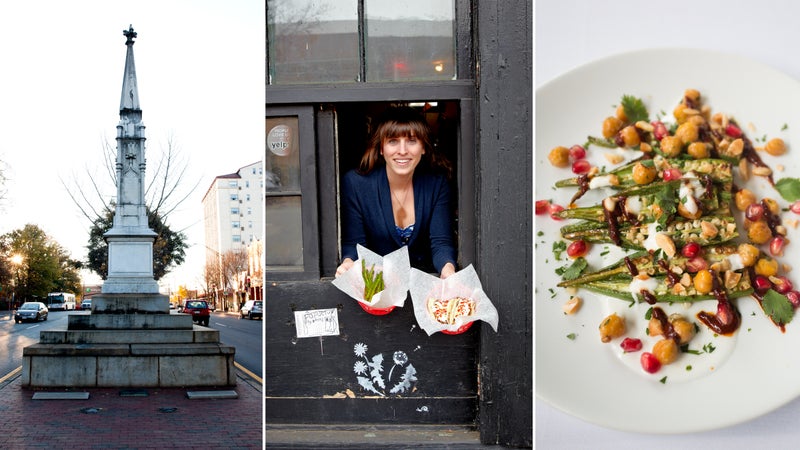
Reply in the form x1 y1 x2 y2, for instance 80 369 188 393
475 1 533 447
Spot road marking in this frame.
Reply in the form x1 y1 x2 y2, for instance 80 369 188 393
235 361 262 384
0 366 21 384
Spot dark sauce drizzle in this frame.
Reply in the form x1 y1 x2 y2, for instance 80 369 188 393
651 306 680 343
696 269 741 335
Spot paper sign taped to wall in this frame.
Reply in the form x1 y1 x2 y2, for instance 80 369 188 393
294 308 340 338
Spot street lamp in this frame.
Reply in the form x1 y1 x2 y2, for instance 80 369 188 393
10 254 23 308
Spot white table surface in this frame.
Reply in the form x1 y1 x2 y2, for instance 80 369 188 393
535 1 800 448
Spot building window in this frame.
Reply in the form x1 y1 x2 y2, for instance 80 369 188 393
246 194 251 201
267 0 456 84
230 193 239 201
232 235 242 243
231 207 240 215
245 180 250 188
247 207 252 215
228 180 238 188
232 221 241 228
248 221 253 229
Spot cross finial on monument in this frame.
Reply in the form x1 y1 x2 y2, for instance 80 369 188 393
123 25 137 45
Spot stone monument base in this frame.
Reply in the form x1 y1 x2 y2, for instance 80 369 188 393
21 294 236 388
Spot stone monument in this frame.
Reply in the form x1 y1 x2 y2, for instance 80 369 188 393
21 26 236 388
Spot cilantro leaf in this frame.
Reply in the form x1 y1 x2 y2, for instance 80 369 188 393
621 95 649 123
653 184 677 225
762 289 795 325
775 178 800 202
557 257 588 281
552 240 567 260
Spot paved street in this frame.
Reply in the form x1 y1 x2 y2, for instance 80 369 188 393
0 308 264 448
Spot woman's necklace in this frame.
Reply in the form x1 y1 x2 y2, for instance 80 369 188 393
391 181 413 226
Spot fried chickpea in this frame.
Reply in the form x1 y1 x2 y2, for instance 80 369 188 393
670 318 696 345
764 138 787 156
687 142 710 159
737 243 760 267
619 125 641 147
755 257 779 277
684 89 701 103
674 121 699 145
734 189 756 212
652 338 679 365
599 313 626 343
615 104 628 122
762 198 780 215
660 136 683 157
648 316 664 338
632 162 657 185
694 269 713 295
747 220 772 245
602 116 624 139
673 104 689 124
548 146 570 168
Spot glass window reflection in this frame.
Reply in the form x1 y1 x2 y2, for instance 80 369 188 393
267 0 359 84
365 0 455 81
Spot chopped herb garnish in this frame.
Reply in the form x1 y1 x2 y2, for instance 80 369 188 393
556 257 588 281
686 365 692 371
566 333 577 340
782 123 789 131
537 230 544 236
703 342 716 354
621 95 649 123
659 376 667 384
762 289 795 325
553 240 567 260
775 177 800 202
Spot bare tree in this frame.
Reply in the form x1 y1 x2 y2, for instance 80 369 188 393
62 134 201 226
220 248 248 311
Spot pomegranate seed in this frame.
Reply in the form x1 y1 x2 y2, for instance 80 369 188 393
787 291 800 308
620 337 642 353
662 168 682 181
772 276 793 294
681 242 702 258
566 240 589 258
652 121 669 141
549 204 565 220
685 256 708 273
725 123 742 138
791 201 800 215
536 199 551 215
572 159 591 174
569 145 586 160
770 236 787 257
640 352 662 374
745 203 765 222
753 275 773 293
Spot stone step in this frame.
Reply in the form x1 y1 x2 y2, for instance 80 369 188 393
38 328 220 345
67 313 193 330
23 342 235 356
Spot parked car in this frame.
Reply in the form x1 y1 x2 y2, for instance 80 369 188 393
181 300 211 326
81 299 92 310
15 302 49 323
240 300 262 320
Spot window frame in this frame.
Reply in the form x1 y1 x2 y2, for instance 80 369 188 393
265 105 321 281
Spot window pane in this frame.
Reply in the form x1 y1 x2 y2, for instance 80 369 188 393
365 0 455 81
267 0 359 84
266 196 304 268
266 117 302 192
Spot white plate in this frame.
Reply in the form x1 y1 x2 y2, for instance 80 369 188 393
535 48 800 434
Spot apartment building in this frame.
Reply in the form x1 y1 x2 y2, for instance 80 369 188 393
202 160 264 264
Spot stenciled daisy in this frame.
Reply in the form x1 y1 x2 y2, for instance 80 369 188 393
354 342 368 357
353 360 368 375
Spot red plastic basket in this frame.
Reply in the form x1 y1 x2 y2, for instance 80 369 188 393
358 301 396 316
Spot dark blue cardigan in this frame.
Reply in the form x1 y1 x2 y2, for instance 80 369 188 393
340 166 457 274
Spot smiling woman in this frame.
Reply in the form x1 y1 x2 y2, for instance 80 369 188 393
335 106 457 279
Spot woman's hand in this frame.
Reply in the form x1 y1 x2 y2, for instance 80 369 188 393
440 262 456 279
335 258 355 277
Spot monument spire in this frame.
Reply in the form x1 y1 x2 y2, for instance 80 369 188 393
120 25 141 112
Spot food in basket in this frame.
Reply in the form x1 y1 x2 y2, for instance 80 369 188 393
361 259 384 302
427 297 476 325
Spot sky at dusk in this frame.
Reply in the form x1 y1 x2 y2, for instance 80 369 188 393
0 0 265 291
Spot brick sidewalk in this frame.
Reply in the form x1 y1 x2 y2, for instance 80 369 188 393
0 371 263 449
